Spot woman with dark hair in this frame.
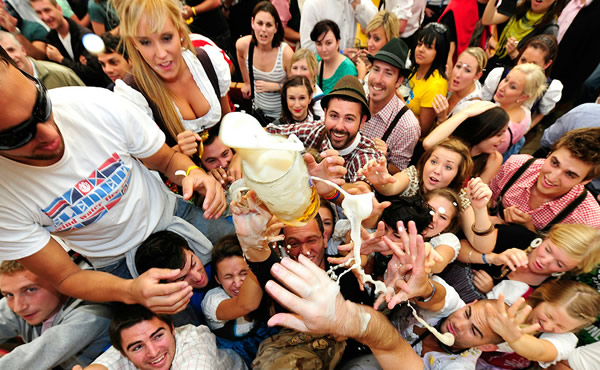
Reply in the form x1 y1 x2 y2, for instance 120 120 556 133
274 75 316 125
310 19 357 95
424 101 509 183
407 22 450 136
236 1 293 122
482 0 567 73
481 34 562 130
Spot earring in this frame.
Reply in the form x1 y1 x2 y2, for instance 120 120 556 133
551 271 565 278
530 238 542 249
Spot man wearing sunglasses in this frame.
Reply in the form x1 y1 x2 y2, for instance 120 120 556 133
0 47 232 315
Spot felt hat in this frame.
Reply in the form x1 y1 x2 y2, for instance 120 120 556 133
320 75 371 120
368 38 411 77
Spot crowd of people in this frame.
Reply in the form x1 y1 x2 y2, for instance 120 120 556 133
0 0 600 369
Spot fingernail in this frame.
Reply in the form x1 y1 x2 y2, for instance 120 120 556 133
271 263 282 273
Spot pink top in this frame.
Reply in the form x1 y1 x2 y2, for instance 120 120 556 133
557 0 592 43
497 106 531 154
271 0 292 27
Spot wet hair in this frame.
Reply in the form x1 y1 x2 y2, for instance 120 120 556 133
511 63 547 105
410 22 450 80
109 303 173 355
460 47 487 74
526 280 600 332
424 188 462 234
366 10 399 44
0 45 18 69
100 32 128 61
251 1 284 48
135 230 190 276
514 0 567 33
113 0 193 141
310 19 341 43
0 260 25 275
543 223 600 274
211 234 244 278
552 127 600 181
380 195 433 234
451 106 509 177
280 75 315 124
416 138 473 194
517 34 557 77
291 48 318 86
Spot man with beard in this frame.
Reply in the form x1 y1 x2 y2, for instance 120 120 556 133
266 75 381 185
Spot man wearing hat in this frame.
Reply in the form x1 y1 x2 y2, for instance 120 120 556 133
266 75 381 184
362 38 421 172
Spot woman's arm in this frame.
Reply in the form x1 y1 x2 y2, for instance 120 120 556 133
430 244 457 274
482 0 510 26
418 107 437 137
91 21 106 35
282 43 294 76
215 270 263 321
235 36 252 99
462 178 497 253
479 151 503 184
359 157 410 196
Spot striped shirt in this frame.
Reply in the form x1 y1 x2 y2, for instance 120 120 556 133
246 43 288 118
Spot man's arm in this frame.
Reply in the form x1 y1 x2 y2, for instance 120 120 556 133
266 255 424 369
140 143 226 219
18 238 192 313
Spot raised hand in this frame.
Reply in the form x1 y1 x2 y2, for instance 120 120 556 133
358 157 395 186
467 177 492 210
485 294 540 343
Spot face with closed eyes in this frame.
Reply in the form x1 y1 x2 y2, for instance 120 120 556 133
441 300 502 349
529 302 586 334
166 249 208 289
494 70 529 107
473 124 508 154
527 238 579 275
134 15 184 83
421 147 462 193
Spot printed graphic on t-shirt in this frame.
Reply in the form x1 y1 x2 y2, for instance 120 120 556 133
42 153 131 232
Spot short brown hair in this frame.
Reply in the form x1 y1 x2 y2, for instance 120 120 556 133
552 127 600 181
0 260 25 275
416 138 473 194
30 0 59 7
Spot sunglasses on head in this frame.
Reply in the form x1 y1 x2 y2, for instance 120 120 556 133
0 69 52 150
425 22 448 34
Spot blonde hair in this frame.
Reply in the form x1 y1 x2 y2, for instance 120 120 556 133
112 0 193 140
527 280 600 331
461 47 487 74
366 10 399 44
0 260 25 275
546 223 600 274
291 48 318 86
512 63 547 105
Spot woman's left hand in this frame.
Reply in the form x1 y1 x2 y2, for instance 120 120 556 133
485 295 540 343
255 80 280 93
473 269 494 294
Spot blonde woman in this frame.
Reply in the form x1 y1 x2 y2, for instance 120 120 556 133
493 63 547 155
112 0 231 158
289 48 324 117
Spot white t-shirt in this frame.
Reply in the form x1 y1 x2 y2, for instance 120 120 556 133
0 87 168 265
115 47 231 134
429 233 461 263
93 324 246 369
496 332 578 368
201 287 255 336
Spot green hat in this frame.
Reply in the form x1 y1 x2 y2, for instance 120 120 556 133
320 75 371 120
368 38 411 77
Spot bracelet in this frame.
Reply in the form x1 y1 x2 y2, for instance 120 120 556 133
482 253 491 265
192 6 197 16
324 189 341 201
185 165 200 176
416 280 436 303
468 250 473 264
471 223 494 236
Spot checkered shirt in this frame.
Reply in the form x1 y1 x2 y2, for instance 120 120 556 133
266 121 382 183
361 95 420 170
489 155 600 230
92 325 241 369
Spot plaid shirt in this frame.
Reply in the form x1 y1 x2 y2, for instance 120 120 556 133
489 155 600 231
361 95 420 170
266 121 381 183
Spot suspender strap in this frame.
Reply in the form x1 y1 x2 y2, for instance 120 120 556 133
540 189 588 233
248 42 255 99
381 105 410 142
492 157 536 217
195 47 220 98
319 60 324 90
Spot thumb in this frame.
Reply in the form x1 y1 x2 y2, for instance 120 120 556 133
303 153 317 170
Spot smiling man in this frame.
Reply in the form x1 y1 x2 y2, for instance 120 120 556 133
267 75 381 183
0 260 111 369
362 38 420 172
489 127 600 231
87 304 244 370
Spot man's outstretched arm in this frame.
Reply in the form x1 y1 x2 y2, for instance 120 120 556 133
265 255 424 370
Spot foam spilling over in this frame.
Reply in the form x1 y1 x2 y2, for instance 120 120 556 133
407 301 455 346
310 177 388 295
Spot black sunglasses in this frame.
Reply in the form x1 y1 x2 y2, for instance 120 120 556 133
0 69 52 150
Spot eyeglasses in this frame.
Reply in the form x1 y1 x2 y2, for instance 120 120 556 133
425 22 448 34
0 69 52 150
